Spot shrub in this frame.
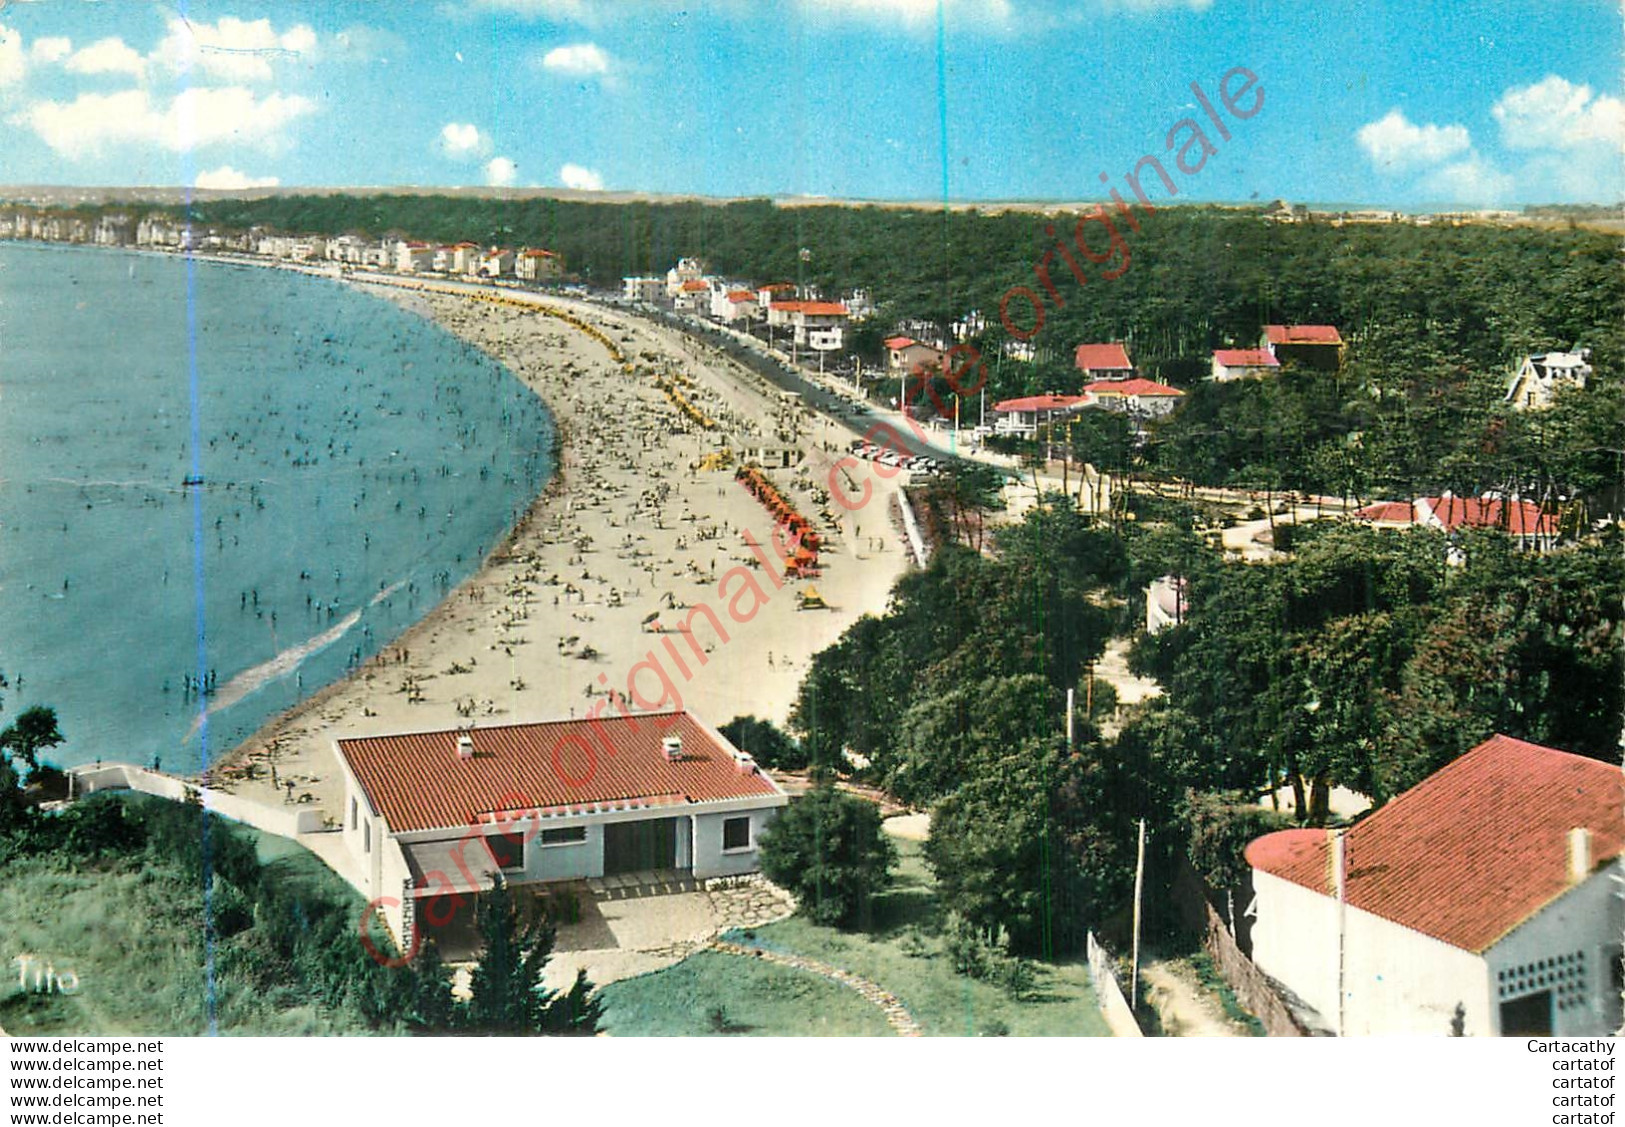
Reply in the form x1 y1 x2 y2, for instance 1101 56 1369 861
758 784 896 929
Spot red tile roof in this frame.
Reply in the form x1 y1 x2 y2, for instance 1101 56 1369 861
993 393 1089 413
885 336 917 349
1353 500 1418 524
337 711 781 833
758 282 796 293
796 302 849 316
1213 349 1279 367
1073 343 1133 371
681 279 709 291
520 249 558 258
1246 735 1624 952
727 290 757 303
1423 496 1557 536
1083 378 1183 397
1265 324 1344 345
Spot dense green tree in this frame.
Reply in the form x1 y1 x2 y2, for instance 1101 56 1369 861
758 784 896 929
719 715 804 771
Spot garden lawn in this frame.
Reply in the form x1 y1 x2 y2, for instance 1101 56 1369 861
601 841 1111 1037
600 950 893 1036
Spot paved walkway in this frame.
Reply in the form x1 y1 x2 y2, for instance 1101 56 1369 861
709 939 923 1036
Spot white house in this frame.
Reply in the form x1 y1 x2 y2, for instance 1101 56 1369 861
665 257 706 297
885 336 946 377
395 242 434 273
517 248 563 282
1210 348 1281 382
1145 575 1189 634
334 710 788 957
1505 349 1592 410
1245 734 1624 1036
674 278 713 313
990 393 1088 438
1073 342 1135 381
622 275 664 303
711 289 759 323
1081 377 1184 419
480 247 516 278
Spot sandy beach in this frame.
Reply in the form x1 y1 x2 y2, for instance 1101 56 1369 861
207 277 913 828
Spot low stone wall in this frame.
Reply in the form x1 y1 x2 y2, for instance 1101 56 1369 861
1202 901 1322 1037
69 763 324 838
894 490 930 568
1086 931 1143 1038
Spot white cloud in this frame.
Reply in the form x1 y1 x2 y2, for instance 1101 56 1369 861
1356 109 1471 173
438 121 491 160
484 156 518 186
1422 154 1516 204
30 36 71 65
152 16 319 83
195 165 280 190
65 37 148 80
14 86 316 157
1493 76 1625 151
0 24 26 86
539 42 609 77
559 162 603 191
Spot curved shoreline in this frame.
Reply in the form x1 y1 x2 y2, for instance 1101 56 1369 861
200 268 916 822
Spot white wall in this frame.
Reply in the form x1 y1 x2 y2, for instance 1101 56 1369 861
1486 861 1624 1036
70 763 323 838
692 807 780 880
1251 864 1625 1036
1251 868 1491 1034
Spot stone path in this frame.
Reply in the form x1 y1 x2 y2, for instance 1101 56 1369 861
709 940 923 1037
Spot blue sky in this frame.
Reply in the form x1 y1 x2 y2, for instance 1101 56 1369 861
0 0 1619 205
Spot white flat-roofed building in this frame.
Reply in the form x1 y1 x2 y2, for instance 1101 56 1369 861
334 710 788 956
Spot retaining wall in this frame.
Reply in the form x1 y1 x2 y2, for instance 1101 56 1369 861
69 763 324 838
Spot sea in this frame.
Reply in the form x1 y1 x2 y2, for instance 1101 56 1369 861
0 242 555 772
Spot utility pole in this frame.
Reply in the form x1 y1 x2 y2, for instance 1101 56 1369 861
1130 818 1147 1012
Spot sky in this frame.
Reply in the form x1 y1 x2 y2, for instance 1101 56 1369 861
0 0 1619 206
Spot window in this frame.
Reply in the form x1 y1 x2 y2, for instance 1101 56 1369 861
540 826 588 847
722 816 751 852
350 798 357 830
363 821 371 854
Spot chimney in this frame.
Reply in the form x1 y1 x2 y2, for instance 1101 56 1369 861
1567 827 1592 884
456 734 474 761
662 735 682 762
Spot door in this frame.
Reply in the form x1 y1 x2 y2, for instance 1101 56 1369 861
602 818 678 876
1499 991 1552 1036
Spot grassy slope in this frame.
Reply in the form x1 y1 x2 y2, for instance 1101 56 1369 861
602 841 1111 1037
0 824 370 1036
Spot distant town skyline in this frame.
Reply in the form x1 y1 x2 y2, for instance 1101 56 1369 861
0 0 1619 207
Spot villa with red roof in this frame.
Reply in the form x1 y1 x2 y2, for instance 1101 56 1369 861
1073 342 1135 381
711 288 760 323
516 248 563 282
1262 324 1345 370
885 336 945 377
990 393 1088 437
1210 348 1280 382
1245 735 1623 1036
335 710 787 956
1353 495 1560 552
1081 377 1184 419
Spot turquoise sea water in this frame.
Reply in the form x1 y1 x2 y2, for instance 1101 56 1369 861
0 243 554 771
